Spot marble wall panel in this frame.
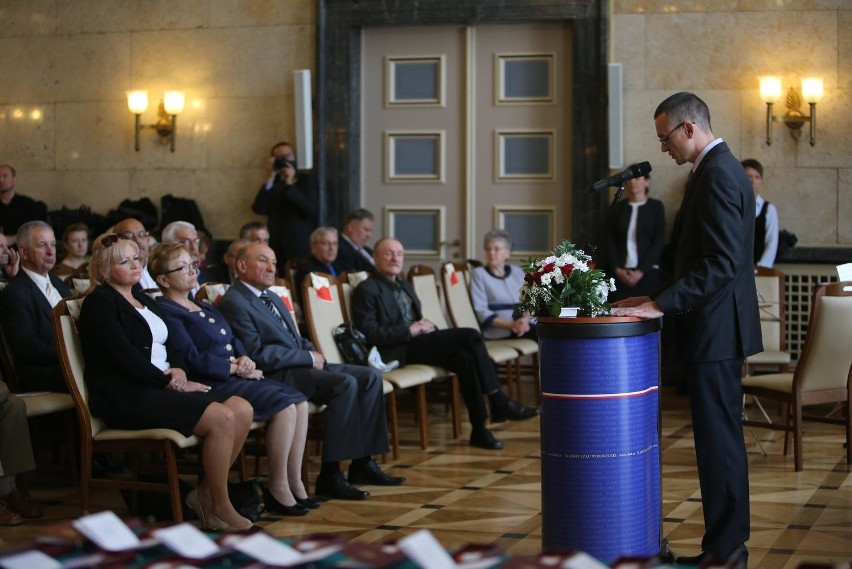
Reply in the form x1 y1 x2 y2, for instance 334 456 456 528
56 0 208 33
47 169 131 215
612 14 646 91
769 167 838 244
130 26 312 99
841 11 852 90
0 103 55 170
209 0 316 27
838 169 852 244
52 33 131 102
615 0 843 14
0 0 57 37
205 97 292 170
0 36 56 103
645 11 837 91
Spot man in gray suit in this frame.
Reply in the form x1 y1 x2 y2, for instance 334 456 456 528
614 92 762 566
218 242 404 501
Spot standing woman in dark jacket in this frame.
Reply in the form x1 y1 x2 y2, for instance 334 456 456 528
605 169 666 302
78 234 254 531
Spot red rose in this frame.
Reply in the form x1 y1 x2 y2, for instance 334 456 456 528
542 263 555 273
588 260 597 269
524 272 535 284
560 264 574 276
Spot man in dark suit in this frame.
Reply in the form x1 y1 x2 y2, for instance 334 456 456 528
218 242 404 501
294 227 342 288
614 92 762 565
335 208 376 274
351 238 540 451
0 221 71 392
250 142 318 270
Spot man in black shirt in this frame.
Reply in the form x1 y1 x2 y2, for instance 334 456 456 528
0 165 47 245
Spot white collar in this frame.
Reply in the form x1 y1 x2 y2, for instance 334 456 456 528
692 137 724 172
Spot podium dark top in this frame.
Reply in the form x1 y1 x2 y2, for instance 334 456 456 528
536 316 662 339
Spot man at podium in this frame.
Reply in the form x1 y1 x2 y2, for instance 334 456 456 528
613 92 762 566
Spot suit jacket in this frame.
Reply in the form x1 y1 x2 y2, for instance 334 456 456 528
351 274 421 366
217 280 315 376
336 237 375 274
78 284 188 418
605 198 666 273
157 297 247 384
250 173 318 264
0 271 71 391
654 142 762 363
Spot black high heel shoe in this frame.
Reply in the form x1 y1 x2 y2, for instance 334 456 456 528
263 486 309 516
295 496 322 509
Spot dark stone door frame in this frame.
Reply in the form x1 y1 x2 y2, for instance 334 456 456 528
317 0 610 249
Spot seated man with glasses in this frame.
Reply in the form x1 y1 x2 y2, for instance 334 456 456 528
161 220 207 295
113 218 156 290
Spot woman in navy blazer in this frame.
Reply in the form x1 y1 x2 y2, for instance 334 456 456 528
79 234 254 531
150 242 316 516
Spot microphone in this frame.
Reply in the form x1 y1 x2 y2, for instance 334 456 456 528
589 161 652 193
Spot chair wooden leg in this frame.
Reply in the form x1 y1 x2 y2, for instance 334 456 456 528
80 442 92 515
64 412 79 485
416 384 429 450
386 391 399 461
163 443 184 522
451 376 462 439
793 398 804 472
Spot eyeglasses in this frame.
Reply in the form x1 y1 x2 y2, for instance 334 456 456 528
658 122 686 145
120 230 149 240
178 238 202 247
162 261 199 276
101 234 120 248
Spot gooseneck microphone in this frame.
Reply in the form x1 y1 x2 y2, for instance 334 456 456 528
589 161 652 193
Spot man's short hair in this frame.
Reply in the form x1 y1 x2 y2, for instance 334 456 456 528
16 221 52 249
161 220 196 242
270 141 292 155
239 221 268 240
344 208 374 226
310 226 338 244
654 92 712 133
0 164 16 177
741 158 763 178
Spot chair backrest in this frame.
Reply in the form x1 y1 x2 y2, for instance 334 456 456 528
407 265 449 330
52 298 105 438
301 273 346 364
196 282 230 306
339 282 355 323
72 278 91 295
754 267 786 352
794 281 852 393
440 262 482 331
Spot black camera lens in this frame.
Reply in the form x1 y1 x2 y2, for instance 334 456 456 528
273 155 289 170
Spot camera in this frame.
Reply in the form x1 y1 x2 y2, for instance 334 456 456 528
273 155 291 170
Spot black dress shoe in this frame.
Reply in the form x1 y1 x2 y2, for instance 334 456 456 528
315 472 370 500
263 486 309 516
677 547 748 568
348 460 406 486
469 428 504 450
295 496 322 509
491 400 540 423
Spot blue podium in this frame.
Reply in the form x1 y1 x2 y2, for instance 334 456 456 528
537 316 663 562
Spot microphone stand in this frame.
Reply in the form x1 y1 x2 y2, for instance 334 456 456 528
610 184 625 208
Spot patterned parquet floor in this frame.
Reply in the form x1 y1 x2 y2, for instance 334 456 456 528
2 385 850 567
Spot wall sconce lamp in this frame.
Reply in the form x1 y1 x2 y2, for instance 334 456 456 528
759 77 822 147
126 90 186 152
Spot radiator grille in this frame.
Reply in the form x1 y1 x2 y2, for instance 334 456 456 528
776 263 839 366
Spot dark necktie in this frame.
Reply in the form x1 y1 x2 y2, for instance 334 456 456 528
261 292 297 341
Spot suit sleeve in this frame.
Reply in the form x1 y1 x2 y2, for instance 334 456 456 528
218 294 314 372
351 280 411 348
251 183 273 215
655 164 749 314
637 201 666 272
0 286 59 365
469 269 496 328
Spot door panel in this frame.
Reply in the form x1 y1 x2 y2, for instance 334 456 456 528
361 22 571 268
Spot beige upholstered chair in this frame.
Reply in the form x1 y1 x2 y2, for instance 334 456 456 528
741 281 852 471
748 267 791 374
52 298 202 521
195 282 230 305
440 262 539 402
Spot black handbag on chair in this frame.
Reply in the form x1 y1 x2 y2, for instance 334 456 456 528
333 324 369 366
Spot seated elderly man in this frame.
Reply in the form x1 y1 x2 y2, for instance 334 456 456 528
239 221 271 245
161 220 207 291
0 384 41 523
351 238 539 450
0 221 71 392
293 227 342 294
112 218 157 289
218 242 404 500
206 238 247 285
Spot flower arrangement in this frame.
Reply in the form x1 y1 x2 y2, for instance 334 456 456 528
515 240 615 317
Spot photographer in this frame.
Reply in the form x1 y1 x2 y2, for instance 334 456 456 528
251 141 318 270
